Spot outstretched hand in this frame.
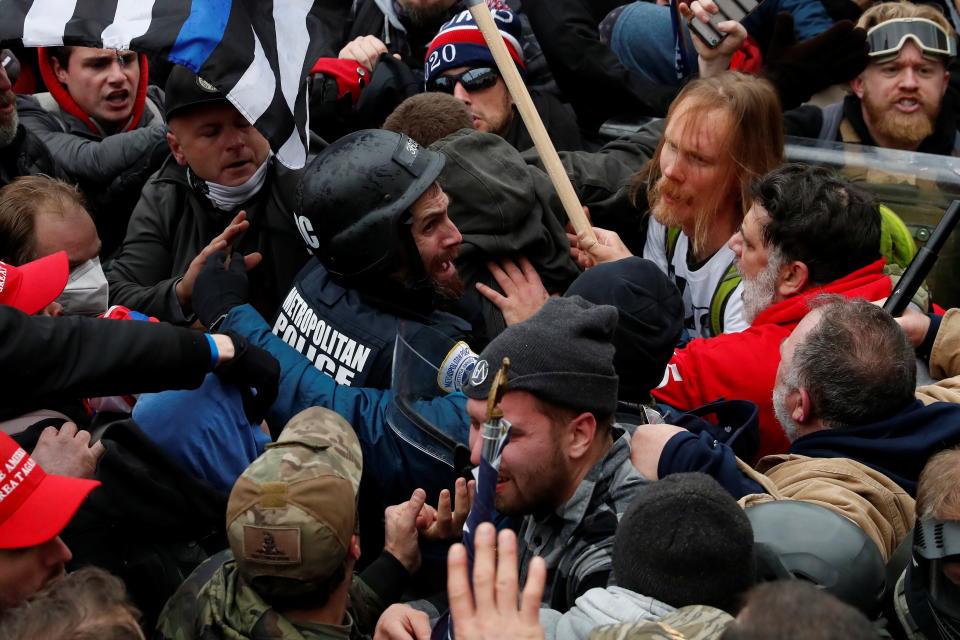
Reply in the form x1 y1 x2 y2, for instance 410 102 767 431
448 523 546 640
176 211 262 314
476 257 549 327
415 476 476 541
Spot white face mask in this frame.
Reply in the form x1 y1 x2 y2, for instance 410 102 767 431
56 256 109 316
204 153 272 210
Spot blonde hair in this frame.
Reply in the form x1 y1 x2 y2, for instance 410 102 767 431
916 446 960 520
857 1 955 37
631 72 784 253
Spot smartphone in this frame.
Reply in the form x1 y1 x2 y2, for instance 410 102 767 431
688 0 765 49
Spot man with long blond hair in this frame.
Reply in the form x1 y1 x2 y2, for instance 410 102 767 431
581 72 783 339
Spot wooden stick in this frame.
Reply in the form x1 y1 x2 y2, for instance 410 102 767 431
466 1 596 249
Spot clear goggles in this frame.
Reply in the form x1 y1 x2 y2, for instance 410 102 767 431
867 18 956 60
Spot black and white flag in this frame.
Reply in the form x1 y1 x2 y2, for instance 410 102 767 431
0 0 335 168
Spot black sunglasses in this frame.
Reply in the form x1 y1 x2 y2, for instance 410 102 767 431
427 67 500 94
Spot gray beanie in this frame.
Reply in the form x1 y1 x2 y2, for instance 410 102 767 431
463 296 619 416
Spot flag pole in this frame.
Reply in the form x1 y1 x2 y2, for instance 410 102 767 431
466 1 597 250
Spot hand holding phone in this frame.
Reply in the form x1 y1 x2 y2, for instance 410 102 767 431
685 0 765 49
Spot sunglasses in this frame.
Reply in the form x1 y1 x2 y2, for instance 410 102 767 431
866 18 956 60
427 67 500 94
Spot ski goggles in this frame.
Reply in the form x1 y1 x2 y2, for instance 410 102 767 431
427 67 500 94
867 18 956 61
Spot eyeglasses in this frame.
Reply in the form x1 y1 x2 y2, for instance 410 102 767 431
866 18 956 60
427 67 500 94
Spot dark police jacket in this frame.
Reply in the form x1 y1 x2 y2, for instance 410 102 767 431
272 260 474 390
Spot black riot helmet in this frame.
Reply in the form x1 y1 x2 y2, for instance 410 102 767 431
746 500 887 617
295 129 445 278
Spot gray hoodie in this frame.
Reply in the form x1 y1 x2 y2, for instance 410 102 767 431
540 586 676 640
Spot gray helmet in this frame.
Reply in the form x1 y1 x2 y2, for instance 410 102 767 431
747 500 886 616
295 129 445 278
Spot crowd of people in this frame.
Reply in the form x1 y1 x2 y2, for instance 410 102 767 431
1 0 960 638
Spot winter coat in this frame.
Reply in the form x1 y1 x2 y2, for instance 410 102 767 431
652 258 892 459
520 430 647 612
17 49 170 254
521 122 661 254
431 128 581 339
0 124 61 188
0 304 211 420
106 157 310 324
220 303 470 511
540 586 675 640
156 550 386 640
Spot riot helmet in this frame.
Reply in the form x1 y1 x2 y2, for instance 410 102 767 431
295 129 445 278
746 500 886 616
913 517 960 632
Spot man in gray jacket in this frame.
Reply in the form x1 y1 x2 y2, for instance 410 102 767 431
539 473 754 640
105 65 308 325
17 46 169 255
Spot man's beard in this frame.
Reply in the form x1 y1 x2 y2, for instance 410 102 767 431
649 176 695 228
428 246 464 302
772 380 800 443
0 91 18 148
862 85 938 148
740 249 783 324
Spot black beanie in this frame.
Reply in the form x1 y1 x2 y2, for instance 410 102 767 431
565 257 683 401
463 296 619 416
612 473 756 614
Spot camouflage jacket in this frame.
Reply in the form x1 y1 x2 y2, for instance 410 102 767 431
156 550 380 640
588 605 734 640
519 429 647 611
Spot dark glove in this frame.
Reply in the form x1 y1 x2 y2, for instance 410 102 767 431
215 331 280 427
193 250 249 329
762 13 869 110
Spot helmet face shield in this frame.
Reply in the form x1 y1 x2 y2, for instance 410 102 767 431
867 18 956 61
913 518 960 619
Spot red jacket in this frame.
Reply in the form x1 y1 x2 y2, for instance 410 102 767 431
653 259 891 460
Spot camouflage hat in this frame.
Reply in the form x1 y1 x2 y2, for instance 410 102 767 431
226 407 363 592
588 605 734 640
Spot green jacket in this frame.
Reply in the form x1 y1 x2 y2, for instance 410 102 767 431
156 550 381 640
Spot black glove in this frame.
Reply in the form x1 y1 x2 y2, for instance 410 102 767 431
762 13 869 110
215 331 280 427
193 250 250 329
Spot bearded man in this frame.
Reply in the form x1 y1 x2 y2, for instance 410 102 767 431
193 128 472 391
785 1 956 155
579 72 783 339
652 164 890 459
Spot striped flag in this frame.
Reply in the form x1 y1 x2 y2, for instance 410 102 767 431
0 0 337 168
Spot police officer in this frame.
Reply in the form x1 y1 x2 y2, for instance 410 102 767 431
193 128 475 392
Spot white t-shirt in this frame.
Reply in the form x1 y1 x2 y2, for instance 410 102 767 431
643 218 748 338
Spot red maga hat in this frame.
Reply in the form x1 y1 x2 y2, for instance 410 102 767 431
0 432 99 549
0 251 68 315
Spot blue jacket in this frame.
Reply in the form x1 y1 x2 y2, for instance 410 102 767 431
222 303 470 507
659 400 960 498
